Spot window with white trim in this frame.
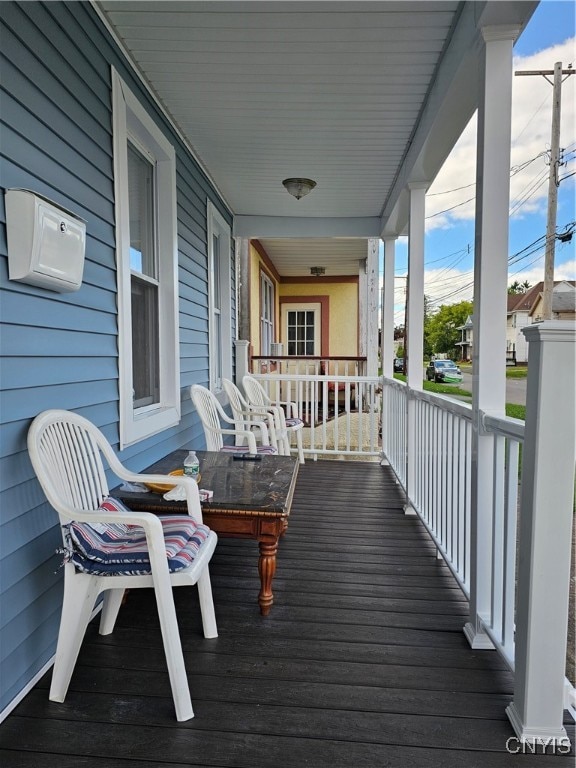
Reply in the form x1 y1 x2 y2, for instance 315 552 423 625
112 70 180 447
282 303 321 356
260 272 275 355
207 201 232 393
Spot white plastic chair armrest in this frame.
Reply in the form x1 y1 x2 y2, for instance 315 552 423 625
277 400 298 419
127 472 204 522
216 428 258 453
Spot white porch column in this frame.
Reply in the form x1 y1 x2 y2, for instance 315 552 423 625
381 236 397 467
506 322 575 745
235 237 250 342
464 26 519 649
234 339 250 385
365 238 380 377
404 183 426 514
381 237 396 379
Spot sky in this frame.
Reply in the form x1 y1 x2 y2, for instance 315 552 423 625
390 0 576 324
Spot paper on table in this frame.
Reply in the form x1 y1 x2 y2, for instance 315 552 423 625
163 486 213 502
163 485 188 502
119 482 149 493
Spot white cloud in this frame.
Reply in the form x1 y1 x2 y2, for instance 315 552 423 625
393 256 574 322
425 38 576 230
509 257 576 287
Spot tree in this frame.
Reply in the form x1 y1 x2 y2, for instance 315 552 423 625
508 280 531 294
424 300 473 357
423 295 434 359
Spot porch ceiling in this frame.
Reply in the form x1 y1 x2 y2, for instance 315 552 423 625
98 0 537 274
258 238 371 277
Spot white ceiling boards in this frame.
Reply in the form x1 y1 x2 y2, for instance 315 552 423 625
99 1 537 259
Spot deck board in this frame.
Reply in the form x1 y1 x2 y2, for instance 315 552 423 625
1 459 573 767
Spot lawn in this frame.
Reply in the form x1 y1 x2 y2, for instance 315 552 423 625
505 403 526 420
394 373 473 399
393 373 526 420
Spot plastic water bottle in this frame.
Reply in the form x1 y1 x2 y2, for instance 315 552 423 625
183 451 199 481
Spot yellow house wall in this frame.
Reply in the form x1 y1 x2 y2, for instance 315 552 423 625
279 281 358 356
249 243 280 356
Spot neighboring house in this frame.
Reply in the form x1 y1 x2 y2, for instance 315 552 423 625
456 314 473 361
244 239 366 371
528 280 576 323
507 281 575 363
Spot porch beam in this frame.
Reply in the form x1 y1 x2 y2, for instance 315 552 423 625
404 183 427 514
464 25 519 650
506 321 575 744
233 216 381 239
379 2 537 236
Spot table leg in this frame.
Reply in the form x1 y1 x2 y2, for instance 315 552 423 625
258 538 278 615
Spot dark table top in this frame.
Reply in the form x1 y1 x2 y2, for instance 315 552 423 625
113 449 299 517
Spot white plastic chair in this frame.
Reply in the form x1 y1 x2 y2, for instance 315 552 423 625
190 384 277 455
27 409 218 722
222 378 280 452
242 375 305 464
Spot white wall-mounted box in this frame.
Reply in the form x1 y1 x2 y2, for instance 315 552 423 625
5 189 87 293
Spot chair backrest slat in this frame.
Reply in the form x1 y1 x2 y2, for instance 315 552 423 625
243 376 268 408
222 379 249 433
29 411 111 522
190 385 225 451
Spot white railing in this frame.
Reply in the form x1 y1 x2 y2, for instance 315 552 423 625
381 377 520 662
252 372 381 459
411 390 474 597
252 356 366 379
381 376 408 487
382 372 575 730
480 413 524 670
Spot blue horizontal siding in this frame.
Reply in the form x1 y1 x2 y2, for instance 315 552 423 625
0 324 117 358
0 559 61 631
0 0 234 715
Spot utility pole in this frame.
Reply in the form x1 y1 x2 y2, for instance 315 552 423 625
515 63 574 320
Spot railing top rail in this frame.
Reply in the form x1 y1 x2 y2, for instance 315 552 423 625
383 377 473 420
410 387 473 418
252 355 367 362
253 373 380 384
382 375 406 391
483 413 525 441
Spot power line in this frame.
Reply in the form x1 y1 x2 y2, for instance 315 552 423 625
426 196 476 220
419 221 575 308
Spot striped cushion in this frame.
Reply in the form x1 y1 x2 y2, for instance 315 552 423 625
219 444 277 454
285 417 304 428
68 499 211 576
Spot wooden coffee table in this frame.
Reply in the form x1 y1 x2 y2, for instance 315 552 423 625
113 449 299 615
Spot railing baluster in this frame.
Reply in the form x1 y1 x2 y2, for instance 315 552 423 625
491 434 506 639
502 439 519 662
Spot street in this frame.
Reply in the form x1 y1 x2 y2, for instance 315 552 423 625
459 370 527 405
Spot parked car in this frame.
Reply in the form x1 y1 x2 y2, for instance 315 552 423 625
393 358 404 373
426 360 463 384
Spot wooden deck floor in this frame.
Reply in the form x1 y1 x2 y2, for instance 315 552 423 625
1 460 573 766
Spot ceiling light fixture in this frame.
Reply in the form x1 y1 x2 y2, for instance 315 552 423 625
310 266 325 277
282 178 317 200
